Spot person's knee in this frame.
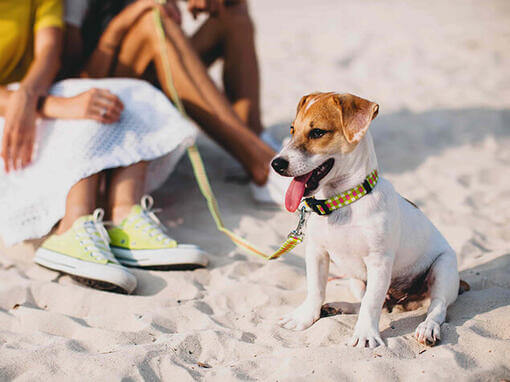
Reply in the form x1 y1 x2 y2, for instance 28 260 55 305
134 10 180 40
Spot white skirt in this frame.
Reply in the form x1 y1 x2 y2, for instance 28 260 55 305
0 78 197 246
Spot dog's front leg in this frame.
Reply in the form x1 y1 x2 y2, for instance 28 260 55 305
351 253 393 348
279 240 329 331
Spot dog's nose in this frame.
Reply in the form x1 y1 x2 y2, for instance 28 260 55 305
271 157 289 174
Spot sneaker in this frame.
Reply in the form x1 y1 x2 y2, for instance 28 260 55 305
108 195 208 270
250 169 290 206
35 209 137 294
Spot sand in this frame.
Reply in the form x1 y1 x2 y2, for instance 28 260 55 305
1 0 510 380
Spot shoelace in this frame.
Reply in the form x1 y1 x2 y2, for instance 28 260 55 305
127 195 173 245
75 209 118 263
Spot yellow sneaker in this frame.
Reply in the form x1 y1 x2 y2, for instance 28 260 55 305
34 209 137 294
108 195 208 270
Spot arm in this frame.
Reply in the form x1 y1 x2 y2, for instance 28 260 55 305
0 27 62 116
1 27 62 172
0 87 11 116
82 0 178 78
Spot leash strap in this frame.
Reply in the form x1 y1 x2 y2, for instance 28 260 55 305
152 6 302 260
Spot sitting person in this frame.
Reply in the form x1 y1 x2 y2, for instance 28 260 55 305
0 0 208 294
62 0 287 202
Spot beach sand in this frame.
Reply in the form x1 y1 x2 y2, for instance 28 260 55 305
1 0 510 380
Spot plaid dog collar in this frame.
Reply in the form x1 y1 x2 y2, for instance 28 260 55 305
304 169 379 216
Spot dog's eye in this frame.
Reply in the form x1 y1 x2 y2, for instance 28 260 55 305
308 128 328 139
290 125 295 135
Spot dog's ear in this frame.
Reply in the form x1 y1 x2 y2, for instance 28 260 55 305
333 94 379 144
296 93 321 115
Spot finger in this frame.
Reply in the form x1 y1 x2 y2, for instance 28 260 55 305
92 98 123 117
21 138 34 168
1 134 10 173
10 133 23 172
95 104 122 123
96 92 124 112
89 106 120 124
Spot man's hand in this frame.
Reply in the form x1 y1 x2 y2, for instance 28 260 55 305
187 0 221 19
1 88 38 172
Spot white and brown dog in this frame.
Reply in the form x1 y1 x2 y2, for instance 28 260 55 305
271 92 460 348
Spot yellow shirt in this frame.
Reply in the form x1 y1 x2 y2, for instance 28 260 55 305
0 0 63 85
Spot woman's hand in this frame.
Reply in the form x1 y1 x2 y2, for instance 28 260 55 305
40 89 124 123
104 0 171 46
1 88 38 172
64 88 124 124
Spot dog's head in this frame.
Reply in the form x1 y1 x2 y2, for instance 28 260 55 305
272 92 379 212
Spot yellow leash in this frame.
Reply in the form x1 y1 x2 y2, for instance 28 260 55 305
152 6 304 260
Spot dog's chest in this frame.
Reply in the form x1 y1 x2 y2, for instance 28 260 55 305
307 215 371 278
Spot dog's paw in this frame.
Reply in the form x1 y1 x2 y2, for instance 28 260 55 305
278 304 320 331
350 327 385 348
414 320 441 346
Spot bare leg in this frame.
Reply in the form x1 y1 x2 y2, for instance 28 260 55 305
107 161 148 225
415 250 459 345
191 1 263 134
109 11 273 185
57 173 101 234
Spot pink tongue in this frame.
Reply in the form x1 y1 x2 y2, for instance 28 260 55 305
285 172 313 212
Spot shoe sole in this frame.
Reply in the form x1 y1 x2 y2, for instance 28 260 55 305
111 246 208 270
34 248 137 294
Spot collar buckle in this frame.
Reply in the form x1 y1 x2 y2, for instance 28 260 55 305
362 178 374 194
304 197 331 216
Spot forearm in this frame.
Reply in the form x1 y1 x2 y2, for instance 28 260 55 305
0 48 61 117
82 13 132 78
21 44 61 97
38 95 75 119
82 2 165 78
0 87 13 116
81 40 118 78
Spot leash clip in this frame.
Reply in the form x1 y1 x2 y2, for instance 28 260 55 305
289 206 309 239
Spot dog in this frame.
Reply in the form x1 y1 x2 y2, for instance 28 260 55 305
271 92 459 348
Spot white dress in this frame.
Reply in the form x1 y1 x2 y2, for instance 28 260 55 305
0 78 197 246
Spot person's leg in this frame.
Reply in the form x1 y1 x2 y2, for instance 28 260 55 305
107 161 148 225
37 171 137 294
191 1 263 134
107 11 273 185
105 161 209 269
57 173 101 234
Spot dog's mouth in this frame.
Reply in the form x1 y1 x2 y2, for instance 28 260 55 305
285 158 335 212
